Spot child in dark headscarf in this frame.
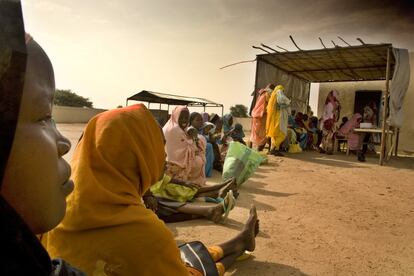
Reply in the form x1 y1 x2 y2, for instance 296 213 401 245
0 3 84 274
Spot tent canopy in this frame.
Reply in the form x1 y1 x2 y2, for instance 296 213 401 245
252 41 410 165
127 90 223 107
257 43 395 83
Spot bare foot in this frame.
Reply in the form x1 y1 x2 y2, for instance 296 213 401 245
206 204 224 223
218 177 238 198
241 205 259 252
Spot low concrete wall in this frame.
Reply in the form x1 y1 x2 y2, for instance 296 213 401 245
233 117 252 132
52 106 107 123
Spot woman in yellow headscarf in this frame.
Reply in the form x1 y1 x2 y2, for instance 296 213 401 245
266 85 291 156
42 104 259 276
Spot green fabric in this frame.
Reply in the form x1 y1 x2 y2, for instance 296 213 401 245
222 142 265 186
150 175 198 202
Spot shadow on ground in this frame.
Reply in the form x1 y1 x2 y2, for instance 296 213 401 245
230 258 309 276
281 150 413 170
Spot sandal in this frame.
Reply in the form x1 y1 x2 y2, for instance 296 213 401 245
220 190 236 221
236 251 253 261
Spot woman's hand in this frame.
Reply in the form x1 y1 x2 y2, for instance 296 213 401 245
143 195 158 212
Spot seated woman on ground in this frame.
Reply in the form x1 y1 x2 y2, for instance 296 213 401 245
220 114 236 160
292 112 310 150
146 123 237 223
304 114 320 150
190 112 215 177
0 27 84 275
209 114 224 172
42 104 260 276
164 107 206 187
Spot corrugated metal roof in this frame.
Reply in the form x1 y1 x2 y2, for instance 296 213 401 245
257 44 395 82
127 90 223 106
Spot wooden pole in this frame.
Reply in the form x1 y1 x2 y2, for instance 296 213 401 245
261 43 280 53
379 47 392 165
395 128 400 156
318 37 327 49
289 35 302 51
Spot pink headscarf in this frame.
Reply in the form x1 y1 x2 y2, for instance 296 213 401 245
163 106 194 172
338 113 362 136
201 112 209 123
325 90 339 105
321 90 341 129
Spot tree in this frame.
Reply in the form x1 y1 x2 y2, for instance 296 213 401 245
230 104 248 117
54 89 93 108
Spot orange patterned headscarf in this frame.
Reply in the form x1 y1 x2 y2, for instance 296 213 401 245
59 104 165 230
42 104 188 275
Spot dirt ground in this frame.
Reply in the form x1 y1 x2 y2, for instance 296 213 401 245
58 124 414 276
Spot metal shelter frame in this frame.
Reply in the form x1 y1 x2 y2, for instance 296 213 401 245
126 90 224 116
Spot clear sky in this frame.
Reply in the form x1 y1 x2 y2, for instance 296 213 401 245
22 0 414 112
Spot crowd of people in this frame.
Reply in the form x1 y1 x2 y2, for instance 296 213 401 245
1 3 384 275
0 5 260 275
250 84 379 162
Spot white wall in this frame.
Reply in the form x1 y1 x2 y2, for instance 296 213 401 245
233 117 252 132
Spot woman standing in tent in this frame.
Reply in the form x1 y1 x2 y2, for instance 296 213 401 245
319 90 341 154
266 85 291 156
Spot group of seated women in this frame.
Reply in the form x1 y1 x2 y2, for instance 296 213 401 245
163 107 246 186
284 110 321 152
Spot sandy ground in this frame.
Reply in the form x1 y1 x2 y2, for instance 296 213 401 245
58 124 414 276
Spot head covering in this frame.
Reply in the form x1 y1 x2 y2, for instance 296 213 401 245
201 112 209 123
274 84 284 93
222 114 233 133
189 112 202 130
186 125 198 138
231 123 245 140
43 104 188 275
163 106 194 172
265 84 291 151
209 113 219 124
202 122 216 134
338 113 363 150
325 90 339 105
321 90 341 128
251 88 268 118
294 112 306 128
339 113 362 136
1 3 54 274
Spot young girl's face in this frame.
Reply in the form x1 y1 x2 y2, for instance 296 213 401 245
190 113 203 130
215 119 223 132
1 41 73 234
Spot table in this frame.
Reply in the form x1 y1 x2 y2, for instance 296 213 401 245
353 128 397 161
